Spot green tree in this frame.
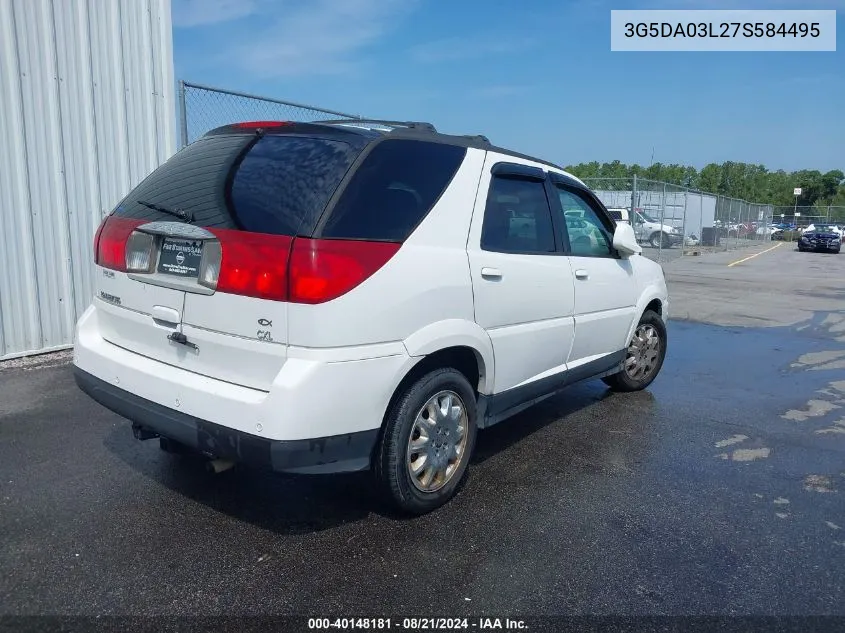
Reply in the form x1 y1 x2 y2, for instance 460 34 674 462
562 159 843 207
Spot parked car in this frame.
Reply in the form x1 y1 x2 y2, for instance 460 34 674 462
798 226 842 253
72 119 669 514
606 207 630 224
757 224 783 239
801 224 843 240
631 210 682 248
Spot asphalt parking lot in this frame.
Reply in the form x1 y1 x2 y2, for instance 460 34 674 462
2 242 844 620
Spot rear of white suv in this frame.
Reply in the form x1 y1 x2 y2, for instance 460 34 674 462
74 120 668 514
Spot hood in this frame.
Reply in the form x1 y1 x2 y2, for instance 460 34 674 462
804 231 839 239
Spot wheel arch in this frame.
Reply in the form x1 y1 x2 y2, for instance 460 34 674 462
624 291 667 347
372 326 494 467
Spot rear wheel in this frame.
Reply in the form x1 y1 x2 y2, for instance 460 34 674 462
374 368 477 515
602 310 667 392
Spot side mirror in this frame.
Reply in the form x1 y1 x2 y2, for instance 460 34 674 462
613 222 642 257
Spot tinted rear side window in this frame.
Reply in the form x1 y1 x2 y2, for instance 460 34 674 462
230 135 360 235
320 139 466 241
113 134 361 236
480 176 556 254
608 209 622 221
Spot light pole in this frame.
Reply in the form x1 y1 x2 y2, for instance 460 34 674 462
793 187 802 242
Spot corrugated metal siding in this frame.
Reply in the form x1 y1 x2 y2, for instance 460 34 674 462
0 0 175 359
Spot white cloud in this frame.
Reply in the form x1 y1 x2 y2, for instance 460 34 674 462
172 0 259 28
410 35 534 63
221 0 415 78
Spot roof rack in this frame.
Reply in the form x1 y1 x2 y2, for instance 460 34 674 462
462 134 491 145
316 119 438 133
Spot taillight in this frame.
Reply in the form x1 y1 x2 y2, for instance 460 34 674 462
95 217 145 271
288 239 401 304
93 216 107 260
201 233 400 304
125 231 155 272
204 229 293 301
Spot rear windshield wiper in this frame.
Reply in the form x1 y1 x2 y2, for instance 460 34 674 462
137 200 194 223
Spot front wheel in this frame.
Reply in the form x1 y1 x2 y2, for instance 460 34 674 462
649 232 672 249
374 368 477 515
602 310 667 392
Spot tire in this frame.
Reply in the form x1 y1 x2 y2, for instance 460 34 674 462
374 368 477 515
602 310 667 392
648 232 673 249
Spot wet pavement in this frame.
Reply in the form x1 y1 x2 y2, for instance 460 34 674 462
1 245 844 618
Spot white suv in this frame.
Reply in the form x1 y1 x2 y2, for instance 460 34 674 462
73 120 669 514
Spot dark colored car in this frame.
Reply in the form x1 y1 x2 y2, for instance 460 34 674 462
798 226 841 254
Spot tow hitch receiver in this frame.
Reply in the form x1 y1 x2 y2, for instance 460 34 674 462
167 331 198 351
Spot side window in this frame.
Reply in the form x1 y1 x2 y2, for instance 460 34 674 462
556 188 614 257
321 139 466 241
480 176 556 254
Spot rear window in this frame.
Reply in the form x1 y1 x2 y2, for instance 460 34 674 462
230 135 360 235
113 134 361 236
319 139 467 241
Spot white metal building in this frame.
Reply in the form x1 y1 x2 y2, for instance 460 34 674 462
0 0 175 359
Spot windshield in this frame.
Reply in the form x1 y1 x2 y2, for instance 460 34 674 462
639 211 659 223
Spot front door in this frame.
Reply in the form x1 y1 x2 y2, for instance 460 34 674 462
551 182 637 368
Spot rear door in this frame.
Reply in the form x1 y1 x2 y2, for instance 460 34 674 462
94 128 365 391
466 158 575 394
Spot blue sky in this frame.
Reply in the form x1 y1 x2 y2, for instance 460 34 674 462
172 0 844 172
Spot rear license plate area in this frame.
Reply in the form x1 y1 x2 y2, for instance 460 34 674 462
158 238 203 278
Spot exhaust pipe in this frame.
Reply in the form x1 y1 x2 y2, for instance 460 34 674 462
206 458 235 474
132 424 159 441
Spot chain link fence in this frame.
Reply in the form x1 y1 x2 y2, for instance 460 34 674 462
770 206 845 228
584 176 782 263
177 81 362 146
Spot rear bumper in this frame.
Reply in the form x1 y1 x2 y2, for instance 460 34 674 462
74 366 377 474
73 303 417 470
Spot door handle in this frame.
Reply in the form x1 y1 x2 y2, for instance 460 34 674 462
480 267 502 279
152 305 181 326
574 269 589 280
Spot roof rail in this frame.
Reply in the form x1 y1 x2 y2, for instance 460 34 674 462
462 134 491 145
316 119 438 133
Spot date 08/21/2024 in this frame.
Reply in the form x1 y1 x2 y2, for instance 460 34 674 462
307 618 528 630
